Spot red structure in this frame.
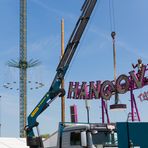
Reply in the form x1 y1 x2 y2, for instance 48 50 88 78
101 99 110 123
128 64 148 121
70 105 78 123
67 64 148 123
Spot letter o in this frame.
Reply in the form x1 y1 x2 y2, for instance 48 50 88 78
116 74 129 94
100 80 115 100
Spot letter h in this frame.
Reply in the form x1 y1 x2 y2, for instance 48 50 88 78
67 82 79 99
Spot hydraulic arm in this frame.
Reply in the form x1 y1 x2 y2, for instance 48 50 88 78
25 0 97 147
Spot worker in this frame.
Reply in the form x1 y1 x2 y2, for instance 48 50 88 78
132 58 143 73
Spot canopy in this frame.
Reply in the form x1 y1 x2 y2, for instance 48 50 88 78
0 138 28 148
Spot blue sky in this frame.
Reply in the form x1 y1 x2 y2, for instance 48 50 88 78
0 0 148 137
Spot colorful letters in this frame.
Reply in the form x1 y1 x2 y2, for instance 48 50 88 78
67 65 147 100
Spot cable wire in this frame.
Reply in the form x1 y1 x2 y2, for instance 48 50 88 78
109 0 116 32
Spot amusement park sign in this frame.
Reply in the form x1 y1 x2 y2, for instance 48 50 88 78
67 65 148 100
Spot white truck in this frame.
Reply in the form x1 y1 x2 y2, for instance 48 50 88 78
43 122 118 148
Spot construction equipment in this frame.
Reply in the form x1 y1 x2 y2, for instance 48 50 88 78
44 122 117 148
25 0 97 147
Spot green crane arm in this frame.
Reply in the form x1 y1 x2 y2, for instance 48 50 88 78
25 0 97 147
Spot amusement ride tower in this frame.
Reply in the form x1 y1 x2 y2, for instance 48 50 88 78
8 0 40 137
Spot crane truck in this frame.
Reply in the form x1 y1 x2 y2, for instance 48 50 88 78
25 0 118 148
43 122 117 148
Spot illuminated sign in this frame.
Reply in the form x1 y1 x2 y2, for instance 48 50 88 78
67 65 148 100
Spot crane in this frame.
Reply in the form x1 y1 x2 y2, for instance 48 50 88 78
25 0 97 147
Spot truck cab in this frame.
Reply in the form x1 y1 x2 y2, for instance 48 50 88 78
44 123 118 148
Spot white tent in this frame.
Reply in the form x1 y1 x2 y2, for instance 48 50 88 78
0 138 28 148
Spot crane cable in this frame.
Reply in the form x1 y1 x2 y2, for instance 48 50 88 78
109 0 116 32
109 0 119 104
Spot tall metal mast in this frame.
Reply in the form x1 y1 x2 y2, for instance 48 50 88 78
8 0 40 137
19 0 39 137
19 0 27 137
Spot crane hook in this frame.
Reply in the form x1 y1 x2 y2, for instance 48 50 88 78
111 31 116 40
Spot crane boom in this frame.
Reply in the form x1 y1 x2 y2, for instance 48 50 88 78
25 0 97 147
